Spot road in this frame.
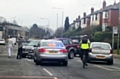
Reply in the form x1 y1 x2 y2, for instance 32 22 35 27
0 45 120 79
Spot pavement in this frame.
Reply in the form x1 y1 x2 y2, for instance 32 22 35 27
113 54 120 59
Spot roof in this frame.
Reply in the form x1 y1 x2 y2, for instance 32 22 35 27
81 2 120 19
91 42 111 45
54 38 71 40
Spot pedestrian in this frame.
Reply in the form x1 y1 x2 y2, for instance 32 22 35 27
17 37 23 59
8 36 14 58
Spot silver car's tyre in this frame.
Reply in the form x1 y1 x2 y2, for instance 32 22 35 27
63 61 68 66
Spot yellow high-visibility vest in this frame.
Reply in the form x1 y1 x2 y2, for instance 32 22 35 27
80 39 90 49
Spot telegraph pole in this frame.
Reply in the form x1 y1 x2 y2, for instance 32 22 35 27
117 0 120 54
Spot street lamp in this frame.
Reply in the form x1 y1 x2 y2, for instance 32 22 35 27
40 18 50 38
40 18 50 28
56 14 58 29
53 7 64 27
117 0 120 54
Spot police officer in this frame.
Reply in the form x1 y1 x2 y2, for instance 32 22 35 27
80 35 90 66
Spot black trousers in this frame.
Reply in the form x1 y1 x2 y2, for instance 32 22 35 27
17 47 22 59
80 49 89 63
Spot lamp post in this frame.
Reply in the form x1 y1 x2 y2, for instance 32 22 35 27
117 0 120 54
40 18 50 38
40 18 50 28
56 14 58 29
53 7 64 27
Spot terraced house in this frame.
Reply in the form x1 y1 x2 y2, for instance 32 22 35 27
70 0 120 31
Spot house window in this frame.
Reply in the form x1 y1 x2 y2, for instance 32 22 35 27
84 18 86 24
103 11 108 18
95 14 97 20
92 16 94 21
105 12 108 18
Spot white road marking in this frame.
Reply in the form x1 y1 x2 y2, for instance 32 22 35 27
25 59 35 64
54 77 58 79
110 66 120 70
43 68 53 76
25 59 33 62
94 65 113 71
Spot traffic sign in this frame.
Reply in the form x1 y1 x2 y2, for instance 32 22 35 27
113 27 118 34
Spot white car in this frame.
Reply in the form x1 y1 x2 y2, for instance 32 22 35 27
0 39 6 45
88 42 113 65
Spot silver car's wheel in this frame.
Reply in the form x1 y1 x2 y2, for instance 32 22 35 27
63 61 68 66
34 56 37 62
35 60 39 65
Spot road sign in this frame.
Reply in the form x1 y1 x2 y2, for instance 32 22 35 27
113 27 118 34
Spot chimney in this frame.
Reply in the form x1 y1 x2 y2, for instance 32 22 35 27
103 0 106 8
114 0 116 5
78 15 80 20
91 7 94 13
83 12 86 17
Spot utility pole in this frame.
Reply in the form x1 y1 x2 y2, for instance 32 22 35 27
117 0 120 54
56 14 58 29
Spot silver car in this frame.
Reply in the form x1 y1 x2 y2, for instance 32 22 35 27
34 39 68 66
88 42 113 65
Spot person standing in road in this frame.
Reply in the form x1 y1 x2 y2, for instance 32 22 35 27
80 35 90 66
17 37 23 59
8 36 14 58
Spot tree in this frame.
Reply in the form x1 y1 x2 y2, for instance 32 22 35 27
54 27 64 37
30 23 39 38
64 17 70 31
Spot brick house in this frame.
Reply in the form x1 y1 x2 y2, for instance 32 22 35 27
70 0 120 31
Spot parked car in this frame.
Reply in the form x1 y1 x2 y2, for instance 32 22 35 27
22 40 40 58
88 42 113 65
34 39 68 66
54 38 80 59
0 39 6 45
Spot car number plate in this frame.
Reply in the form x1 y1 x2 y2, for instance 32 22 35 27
96 55 105 59
49 51 58 54
23 51 28 53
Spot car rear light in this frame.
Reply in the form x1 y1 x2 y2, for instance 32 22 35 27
39 48 46 52
77 45 79 48
89 48 92 52
60 49 67 53
110 49 113 54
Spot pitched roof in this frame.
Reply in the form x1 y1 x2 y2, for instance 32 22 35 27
81 2 120 19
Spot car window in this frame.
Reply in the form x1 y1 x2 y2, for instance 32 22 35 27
62 39 70 45
92 44 110 49
69 40 73 44
27 41 40 46
41 41 64 47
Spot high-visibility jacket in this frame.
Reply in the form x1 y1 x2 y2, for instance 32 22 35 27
80 39 90 49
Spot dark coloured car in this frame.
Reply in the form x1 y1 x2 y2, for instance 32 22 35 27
54 38 80 59
22 40 40 58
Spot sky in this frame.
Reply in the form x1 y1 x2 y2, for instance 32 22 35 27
0 0 119 31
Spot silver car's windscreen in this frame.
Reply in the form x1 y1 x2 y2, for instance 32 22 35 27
92 44 110 50
41 41 64 47
27 41 39 46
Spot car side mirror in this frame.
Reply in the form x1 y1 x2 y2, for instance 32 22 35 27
33 45 37 47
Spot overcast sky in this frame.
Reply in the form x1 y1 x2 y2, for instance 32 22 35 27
0 0 118 31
